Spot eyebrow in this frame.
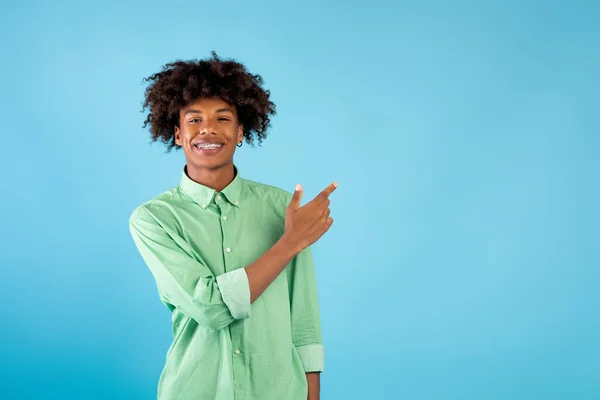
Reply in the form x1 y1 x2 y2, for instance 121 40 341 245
184 108 235 115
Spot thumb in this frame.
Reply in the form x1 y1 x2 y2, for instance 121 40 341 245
288 184 303 210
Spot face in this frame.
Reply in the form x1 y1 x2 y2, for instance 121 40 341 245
175 97 243 172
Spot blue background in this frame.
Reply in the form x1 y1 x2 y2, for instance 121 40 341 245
1 0 599 399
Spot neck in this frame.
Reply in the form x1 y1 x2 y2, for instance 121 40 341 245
186 162 235 192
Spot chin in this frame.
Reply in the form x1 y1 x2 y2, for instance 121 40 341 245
189 156 232 171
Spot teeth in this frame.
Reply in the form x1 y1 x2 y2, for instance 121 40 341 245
196 143 222 149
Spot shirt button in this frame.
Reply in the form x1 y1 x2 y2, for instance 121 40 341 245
222 216 228 221
216 195 222 200
235 201 239 205
234 349 240 354
226 248 231 253
202 204 207 209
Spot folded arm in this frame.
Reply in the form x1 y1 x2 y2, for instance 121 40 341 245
129 206 302 331
129 209 251 331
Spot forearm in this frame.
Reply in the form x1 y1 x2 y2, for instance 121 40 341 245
306 372 320 400
245 234 301 304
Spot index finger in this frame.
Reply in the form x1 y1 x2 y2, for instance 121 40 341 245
316 182 338 202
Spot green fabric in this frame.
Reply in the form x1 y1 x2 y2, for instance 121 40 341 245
129 165 323 400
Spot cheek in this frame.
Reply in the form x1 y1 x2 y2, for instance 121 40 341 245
177 129 192 144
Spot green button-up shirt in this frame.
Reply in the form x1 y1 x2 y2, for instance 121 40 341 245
129 165 324 400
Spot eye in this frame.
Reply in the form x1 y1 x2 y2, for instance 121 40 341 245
218 117 230 122
189 118 201 123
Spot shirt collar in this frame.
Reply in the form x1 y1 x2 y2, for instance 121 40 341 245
179 164 243 209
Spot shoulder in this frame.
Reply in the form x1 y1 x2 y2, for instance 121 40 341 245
129 186 182 224
241 178 292 210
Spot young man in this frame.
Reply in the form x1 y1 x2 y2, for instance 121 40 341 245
129 52 337 400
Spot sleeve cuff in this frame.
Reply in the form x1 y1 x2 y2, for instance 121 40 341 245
216 268 251 320
296 343 324 372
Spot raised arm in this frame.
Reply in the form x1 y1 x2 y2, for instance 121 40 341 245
130 181 337 334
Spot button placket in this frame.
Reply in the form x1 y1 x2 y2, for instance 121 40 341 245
221 198 244 399
221 201 234 273
220 200 234 257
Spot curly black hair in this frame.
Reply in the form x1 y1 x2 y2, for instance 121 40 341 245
141 51 276 152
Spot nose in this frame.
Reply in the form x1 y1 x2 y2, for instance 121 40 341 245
200 118 218 135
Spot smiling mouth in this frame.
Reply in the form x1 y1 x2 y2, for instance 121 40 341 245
194 142 224 154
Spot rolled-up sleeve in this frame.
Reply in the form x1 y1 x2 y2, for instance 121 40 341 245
286 245 325 372
216 268 251 320
295 343 324 373
129 207 251 331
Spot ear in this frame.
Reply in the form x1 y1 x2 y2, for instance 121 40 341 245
174 125 181 146
237 124 244 144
